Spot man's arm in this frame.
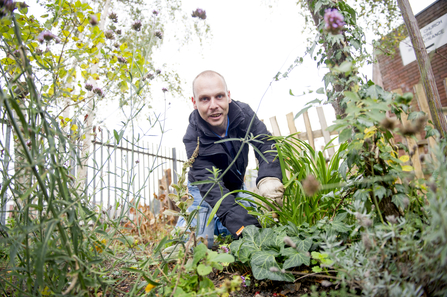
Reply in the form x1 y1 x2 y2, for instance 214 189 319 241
188 155 260 238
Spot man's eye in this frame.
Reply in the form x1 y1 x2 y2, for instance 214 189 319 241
217 94 223 98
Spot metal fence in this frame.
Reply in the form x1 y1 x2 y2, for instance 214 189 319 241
87 129 187 216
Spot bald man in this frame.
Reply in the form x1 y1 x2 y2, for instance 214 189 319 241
176 70 283 247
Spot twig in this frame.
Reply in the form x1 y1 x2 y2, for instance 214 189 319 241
170 245 188 297
62 260 79 295
330 189 352 220
292 270 341 282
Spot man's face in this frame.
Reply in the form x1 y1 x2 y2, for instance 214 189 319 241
192 74 231 136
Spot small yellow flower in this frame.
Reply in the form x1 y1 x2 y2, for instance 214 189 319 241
145 283 155 293
41 286 51 296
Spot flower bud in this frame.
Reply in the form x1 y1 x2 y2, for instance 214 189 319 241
85 84 93 91
380 117 398 131
162 87 168 92
154 30 163 39
152 9 158 16
37 30 56 44
191 8 206 20
155 69 161 75
116 29 122 35
92 87 104 97
108 12 118 23
89 15 98 26
104 30 114 40
117 56 127 64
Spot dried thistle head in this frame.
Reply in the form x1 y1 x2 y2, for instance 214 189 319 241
302 174 320 196
380 117 398 130
283 236 296 248
385 215 397 225
362 233 372 251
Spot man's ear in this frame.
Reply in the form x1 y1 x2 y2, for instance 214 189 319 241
192 97 198 110
228 90 232 104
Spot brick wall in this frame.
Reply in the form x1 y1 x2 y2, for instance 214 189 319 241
376 0 447 108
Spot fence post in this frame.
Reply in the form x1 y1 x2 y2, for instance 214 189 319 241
316 107 335 158
0 124 12 227
303 111 315 150
269 116 282 136
172 147 178 185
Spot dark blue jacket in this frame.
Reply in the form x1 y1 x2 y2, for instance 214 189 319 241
183 100 282 237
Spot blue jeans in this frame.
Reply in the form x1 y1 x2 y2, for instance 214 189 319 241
176 182 255 248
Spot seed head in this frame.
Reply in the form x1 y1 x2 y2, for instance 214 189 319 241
89 15 98 26
37 30 56 44
162 87 168 93
283 236 296 248
385 215 397 225
104 30 114 39
413 115 428 132
321 280 332 287
324 8 345 34
269 267 279 272
108 12 118 23
191 8 206 20
302 174 320 196
131 20 142 31
380 117 398 131
117 56 127 64
85 84 93 91
116 29 122 35
154 30 163 39
92 87 104 97
152 9 158 16
362 233 372 251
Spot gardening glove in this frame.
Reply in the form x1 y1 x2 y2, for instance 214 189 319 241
257 177 284 212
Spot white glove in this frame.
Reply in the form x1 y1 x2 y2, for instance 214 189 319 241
257 177 284 210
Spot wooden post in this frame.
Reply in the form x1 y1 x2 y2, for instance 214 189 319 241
286 112 298 134
392 88 423 179
413 84 438 152
303 111 315 150
269 116 282 136
316 107 335 158
396 0 447 138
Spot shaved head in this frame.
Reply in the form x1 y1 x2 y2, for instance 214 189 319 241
192 70 228 97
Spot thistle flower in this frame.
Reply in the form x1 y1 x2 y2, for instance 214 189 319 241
85 84 93 91
92 87 104 97
3 0 16 12
283 236 296 248
146 73 154 80
104 30 114 40
240 276 246 287
162 87 168 92
362 233 372 251
302 174 320 196
35 48 43 56
324 8 345 35
155 69 161 75
89 15 98 26
117 56 127 64
385 215 397 225
152 9 158 16
220 246 229 253
116 29 122 35
108 12 118 23
131 20 142 31
191 8 206 20
37 30 56 44
154 30 163 39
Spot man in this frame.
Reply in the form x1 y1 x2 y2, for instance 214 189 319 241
177 70 284 247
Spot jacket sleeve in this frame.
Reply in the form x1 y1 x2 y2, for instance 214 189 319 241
188 154 260 238
242 104 283 185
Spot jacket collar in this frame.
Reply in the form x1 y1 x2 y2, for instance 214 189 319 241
190 101 245 142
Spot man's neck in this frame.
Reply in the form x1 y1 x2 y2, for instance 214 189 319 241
209 116 228 137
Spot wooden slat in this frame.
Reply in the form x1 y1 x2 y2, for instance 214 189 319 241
316 106 335 158
414 84 437 153
286 112 298 134
269 116 281 136
303 111 315 150
392 88 423 179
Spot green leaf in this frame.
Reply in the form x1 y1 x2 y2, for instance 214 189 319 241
392 193 407 209
212 253 234 264
193 243 208 267
316 87 325 94
282 247 310 269
374 185 386 200
339 128 352 143
329 213 351 233
197 264 213 276
344 91 360 102
294 106 312 120
250 251 294 282
295 238 313 252
332 61 352 74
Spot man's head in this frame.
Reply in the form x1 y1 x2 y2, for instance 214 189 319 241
192 70 231 137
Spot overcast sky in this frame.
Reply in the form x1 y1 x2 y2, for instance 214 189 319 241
91 0 438 164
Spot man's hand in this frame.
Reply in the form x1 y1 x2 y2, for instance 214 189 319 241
257 177 284 211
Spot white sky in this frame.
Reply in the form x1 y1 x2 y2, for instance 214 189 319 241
126 0 436 160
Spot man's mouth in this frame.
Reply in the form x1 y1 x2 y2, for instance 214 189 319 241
209 113 222 119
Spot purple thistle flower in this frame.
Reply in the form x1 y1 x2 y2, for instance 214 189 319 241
240 276 246 287
104 30 114 39
162 87 168 93
89 15 98 26
191 8 206 20
154 30 163 39
92 87 104 97
131 20 142 31
85 84 93 91
221 246 229 253
109 12 118 23
37 30 56 44
3 0 16 12
324 8 345 35
146 73 154 80
152 9 158 16
117 56 127 64
35 48 43 56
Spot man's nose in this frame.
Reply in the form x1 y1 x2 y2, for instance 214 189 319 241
209 97 218 109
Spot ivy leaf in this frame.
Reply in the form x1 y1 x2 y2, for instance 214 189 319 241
392 193 407 209
282 247 311 269
294 238 313 252
250 251 294 282
238 242 259 263
329 213 351 233
339 128 352 143
374 185 386 200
